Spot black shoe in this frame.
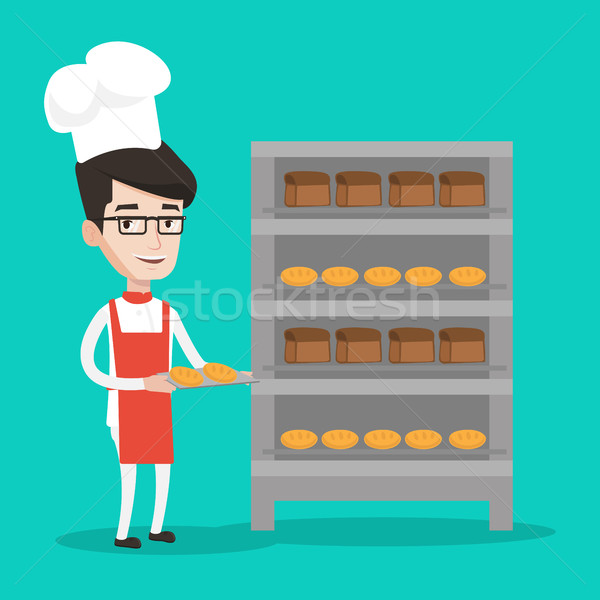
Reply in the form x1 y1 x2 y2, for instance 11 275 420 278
114 537 141 549
149 531 176 543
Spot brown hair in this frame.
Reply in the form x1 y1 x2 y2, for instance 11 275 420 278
75 142 196 231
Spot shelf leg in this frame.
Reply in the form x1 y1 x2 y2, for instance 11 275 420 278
251 488 274 531
489 483 513 531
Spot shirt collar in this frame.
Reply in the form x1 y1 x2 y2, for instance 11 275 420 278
122 291 153 304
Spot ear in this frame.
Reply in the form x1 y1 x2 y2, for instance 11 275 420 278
82 220 102 247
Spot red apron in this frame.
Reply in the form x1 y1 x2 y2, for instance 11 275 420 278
109 298 174 465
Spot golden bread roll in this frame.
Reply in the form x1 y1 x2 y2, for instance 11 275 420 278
449 429 486 450
281 430 318 449
321 429 359 449
449 266 487 287
202 363 237 383
280 266 318 287
364 429 401 449
321 267 359 287
405 266 442 287
405 429 442 449
169 366 203 387
364 266 401 287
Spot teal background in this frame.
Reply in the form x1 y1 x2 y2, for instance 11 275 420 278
2 0 597 597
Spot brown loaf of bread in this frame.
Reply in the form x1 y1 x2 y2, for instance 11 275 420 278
439 328 485 363
335 172 382 206
388 328 435 363
284 172 331 207
284 328 330 363
439 171 485 207
335 328 382 363
389 172 435 207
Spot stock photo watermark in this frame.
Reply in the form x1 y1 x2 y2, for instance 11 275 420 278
163 280 442 322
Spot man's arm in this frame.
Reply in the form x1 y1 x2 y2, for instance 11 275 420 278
171 308 206 368
81 306 173 392
171 308 252 383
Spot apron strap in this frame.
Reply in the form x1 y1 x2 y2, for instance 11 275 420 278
161 301 170 336
108 298 122 335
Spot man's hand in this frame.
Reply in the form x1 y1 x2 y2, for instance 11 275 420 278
144 374 176 393
240 371 253 386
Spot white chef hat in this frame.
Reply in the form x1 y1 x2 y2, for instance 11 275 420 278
44 42 171 163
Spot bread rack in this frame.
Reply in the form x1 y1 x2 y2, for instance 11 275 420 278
251 142 512 530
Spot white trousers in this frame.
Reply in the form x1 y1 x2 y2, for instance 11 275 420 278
110 427 171 540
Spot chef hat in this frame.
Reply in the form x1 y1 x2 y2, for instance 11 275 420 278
44 42 171 163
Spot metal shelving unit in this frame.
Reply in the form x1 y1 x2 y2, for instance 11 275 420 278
251 141 513 531
252 219 512 235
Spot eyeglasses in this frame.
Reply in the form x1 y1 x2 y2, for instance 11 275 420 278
92 215 186 235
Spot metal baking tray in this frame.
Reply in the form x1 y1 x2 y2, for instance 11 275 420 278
158 369 259 390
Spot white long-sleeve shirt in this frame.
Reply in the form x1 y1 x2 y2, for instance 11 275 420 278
81 296 206 426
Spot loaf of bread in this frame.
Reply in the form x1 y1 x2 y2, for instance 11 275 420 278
388 328 435 363
439 171 485 207
284 172 331 207
439 328 485 363
335 171 382 207
284 328 330 363
335 328 382 363
389 172 435 207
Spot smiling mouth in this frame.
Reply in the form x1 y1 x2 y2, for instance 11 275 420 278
133 254 167 264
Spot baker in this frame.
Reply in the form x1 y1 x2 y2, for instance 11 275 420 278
45 42 244 549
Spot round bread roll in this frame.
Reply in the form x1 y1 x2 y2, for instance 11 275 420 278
321 267 359 287
321 429 359 449
169 366 203 387
281 430 318 450
449 267 487 287
405 429 442 449
405 267 442 287
280 266 318 287
202 363 237 383
364 267 401 287
449 429 486 450
364 429 401 449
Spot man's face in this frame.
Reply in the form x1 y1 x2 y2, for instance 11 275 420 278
84 180 184 281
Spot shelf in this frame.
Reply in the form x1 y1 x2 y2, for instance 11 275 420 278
266 364 506 381
251 141 513 158
263 282 506 291
252 299 513 318
263 206 507 219
252 218 512 236
251 459 513 477
266 363 506 373
259 282 507 303
265 448 507 458
250 378 513 396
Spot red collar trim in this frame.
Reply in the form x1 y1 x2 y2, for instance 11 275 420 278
122 291 153 304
